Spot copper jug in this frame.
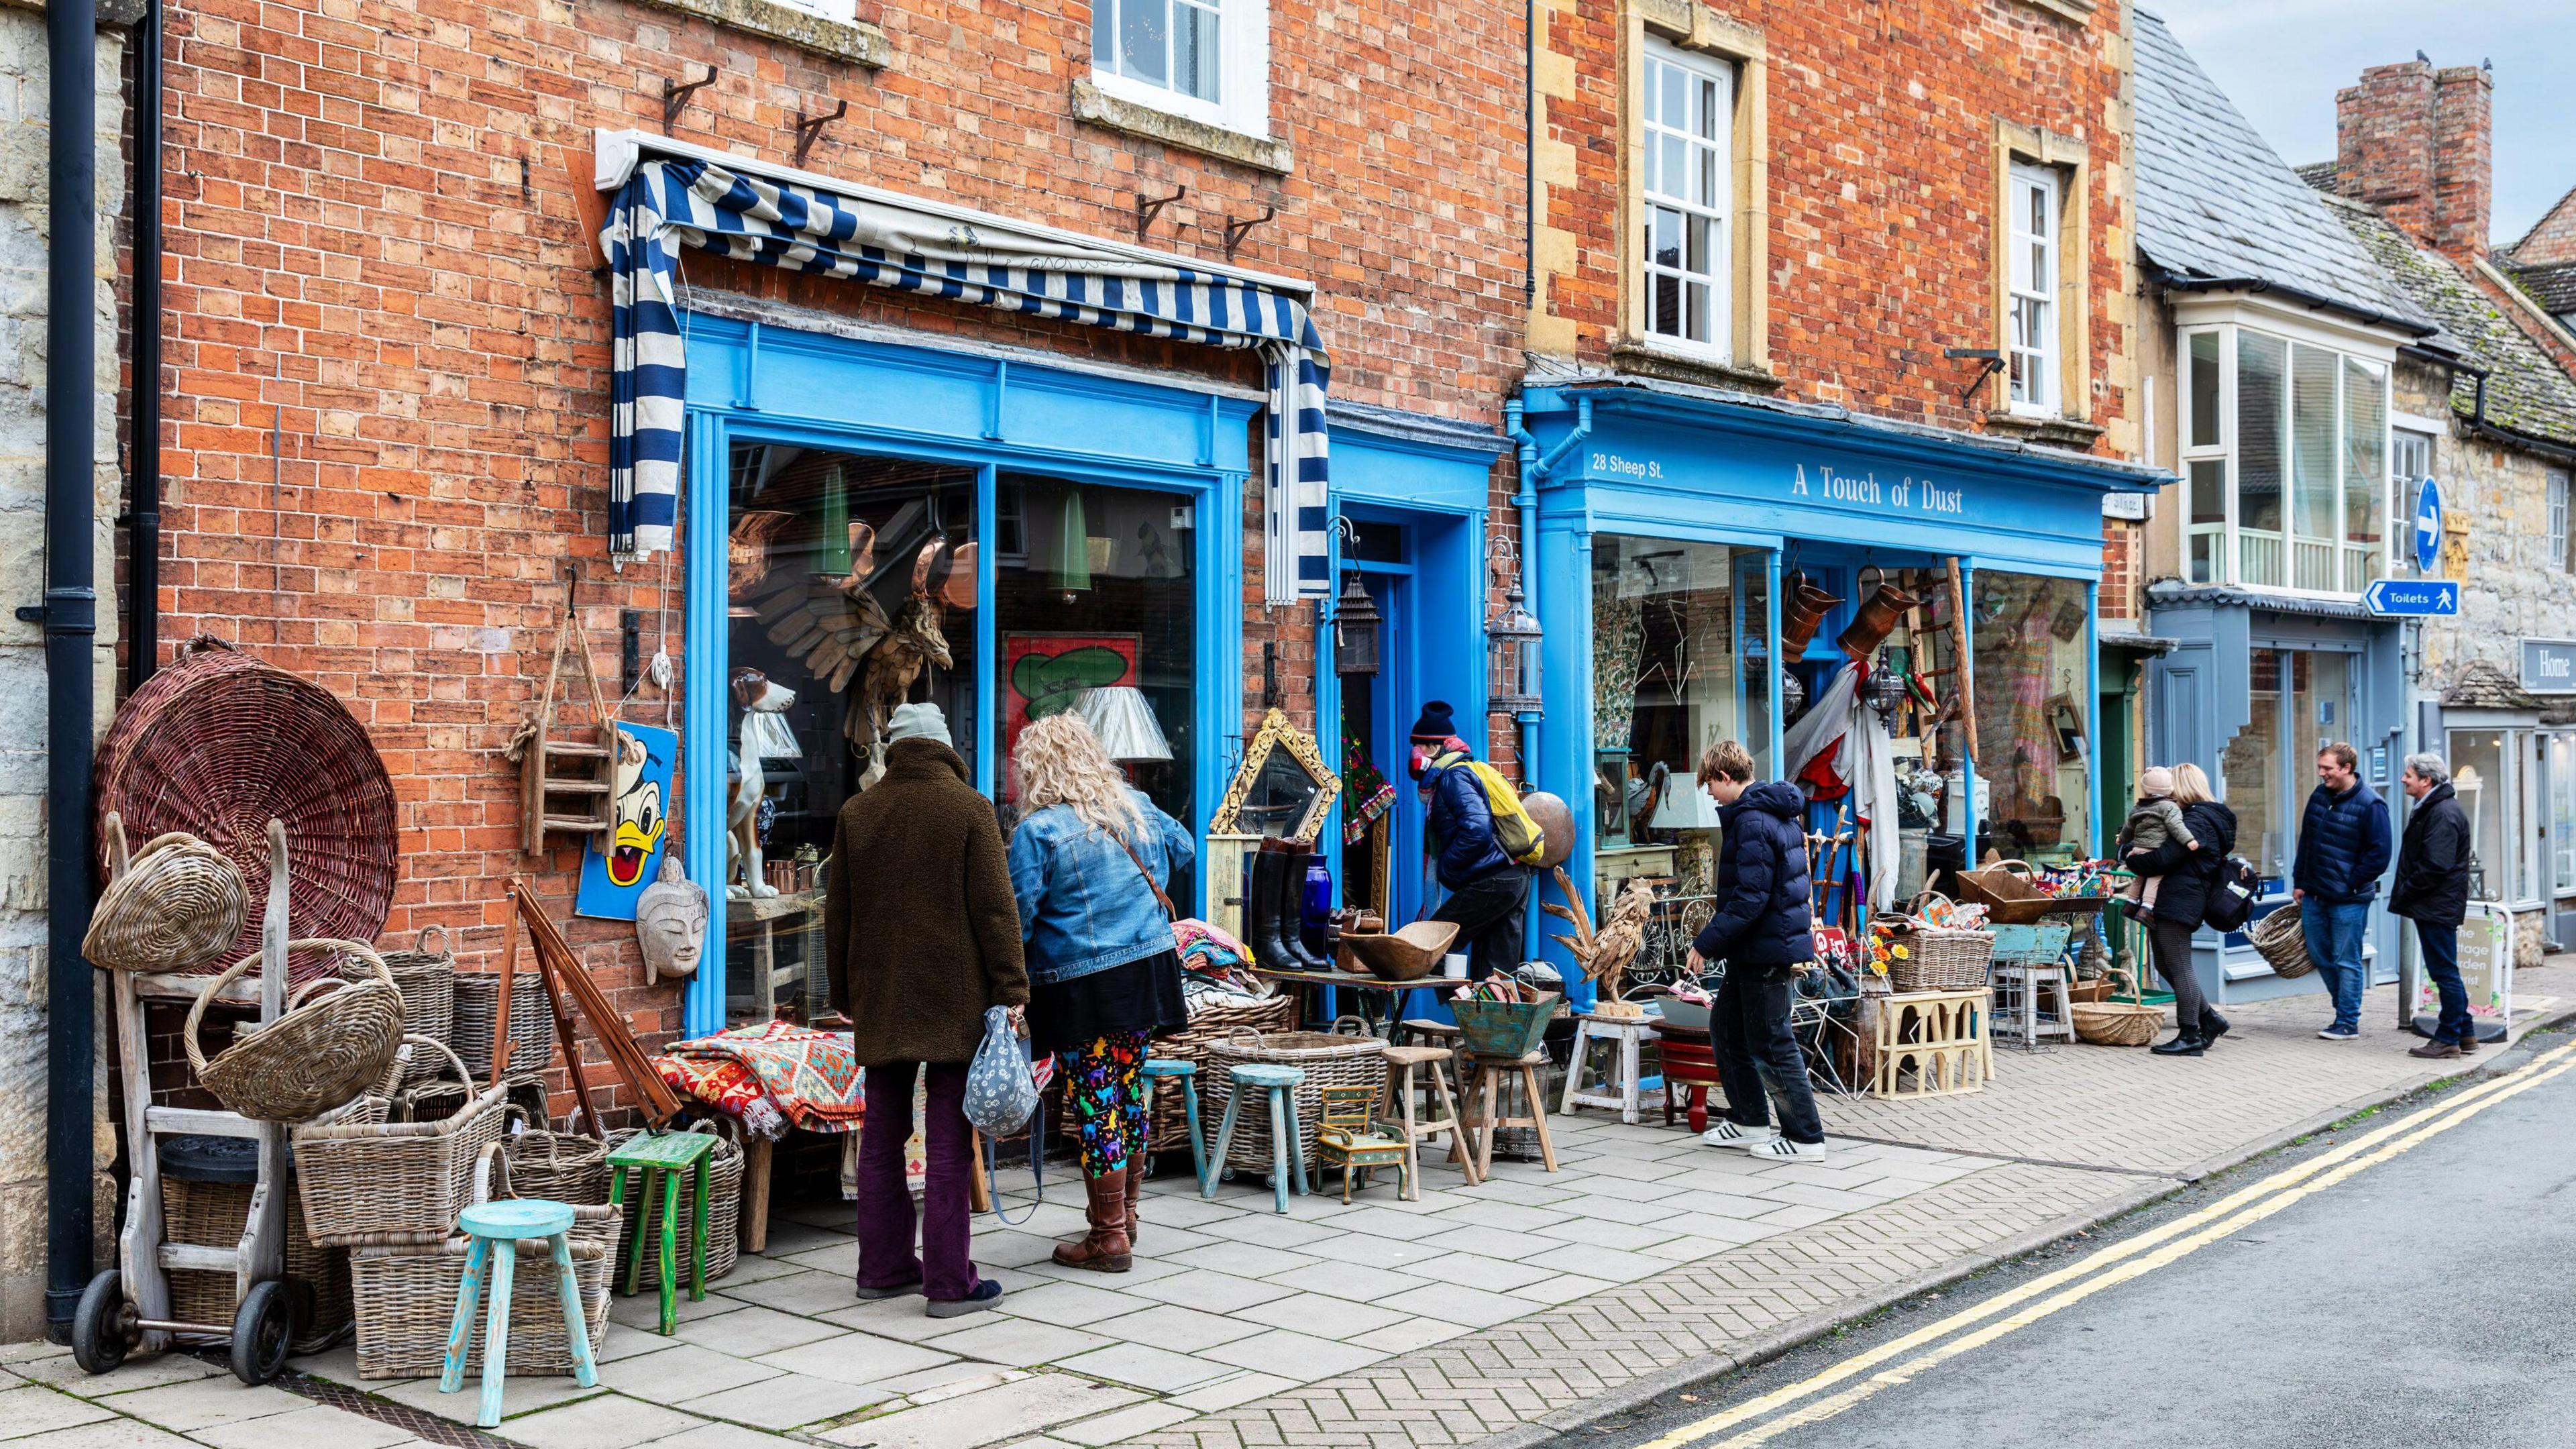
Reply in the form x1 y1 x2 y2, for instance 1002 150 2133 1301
1779 578 1843 658
1837 582 1922 660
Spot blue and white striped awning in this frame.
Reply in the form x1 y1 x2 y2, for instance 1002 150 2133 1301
602 152 1332 602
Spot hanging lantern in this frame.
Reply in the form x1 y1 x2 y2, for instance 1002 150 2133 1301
1487 535 1543 717
1334 570 1382 678
1862 666 1910 724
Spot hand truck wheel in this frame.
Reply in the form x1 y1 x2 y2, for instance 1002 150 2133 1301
229 1279 294 1386
70 1270 133 1375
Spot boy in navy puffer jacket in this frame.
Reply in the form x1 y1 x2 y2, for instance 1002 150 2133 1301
1686 741 1827 1162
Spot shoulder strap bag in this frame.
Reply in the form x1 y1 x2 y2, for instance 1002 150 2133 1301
1115 830 1178 922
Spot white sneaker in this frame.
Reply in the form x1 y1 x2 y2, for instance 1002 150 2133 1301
2318 1026 2359 1041
1745 1137 1825 1162
1701 1121 1777 1148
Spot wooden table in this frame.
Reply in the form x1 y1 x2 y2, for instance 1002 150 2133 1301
1252 967 1439 1038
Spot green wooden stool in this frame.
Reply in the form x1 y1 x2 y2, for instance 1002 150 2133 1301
439 1199 596 1428
604 1130 716 1334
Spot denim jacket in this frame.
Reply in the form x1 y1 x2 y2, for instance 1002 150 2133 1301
1008 791 1196 986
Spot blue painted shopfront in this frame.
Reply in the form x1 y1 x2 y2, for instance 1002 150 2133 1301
1514 380 2160 1007
676 311 1258 1036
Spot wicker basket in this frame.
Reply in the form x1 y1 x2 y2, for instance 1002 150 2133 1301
187 940 406 1123
612 1121 742 1285
371 927 458 1085
2072 1001 2164 1046
2247 907 2314 979
161 1169 352 1352
1878 902 1995 993
347 1191 617 1382
83 829 248 973
94 636 398 977
1053 994 1295 1156
294 1037 513 1246
1201 1022 1389 1176
504 1130 611 1206
451 972 554 1081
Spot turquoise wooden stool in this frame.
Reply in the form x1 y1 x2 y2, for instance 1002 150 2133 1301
439 1199 596 1428
1204 1063 1309 1213
1140 1059 1208 1191
604 1129 716 1335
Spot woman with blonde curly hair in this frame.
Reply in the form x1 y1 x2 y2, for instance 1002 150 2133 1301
1008 711 1195 1271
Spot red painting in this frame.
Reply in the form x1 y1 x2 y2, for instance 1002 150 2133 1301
1000 633 1141 794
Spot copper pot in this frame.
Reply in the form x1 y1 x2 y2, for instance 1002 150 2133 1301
1837 582 1923 660
1779 579 1843 658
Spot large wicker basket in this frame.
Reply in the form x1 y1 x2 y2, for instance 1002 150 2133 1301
451 972 554 1081
612 1121 742 1285
2247 907 2314 979
83 828 247 974
162 1165 351 1352
504 1130 611 1206
1878 903 1995 993
1201 1022 1389 1176
293 1038 513 1246
371 927 458 1085
2072 1001 2163 1046
94 637 398 977
187 941 406 1123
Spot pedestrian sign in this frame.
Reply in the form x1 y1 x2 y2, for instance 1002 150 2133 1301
2362 578 2458 616
2412 476 2443 574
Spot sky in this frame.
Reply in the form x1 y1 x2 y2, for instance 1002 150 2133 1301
2148 0 2575 248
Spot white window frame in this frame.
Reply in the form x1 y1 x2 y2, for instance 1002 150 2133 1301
2171 320 2393 596
1089 0 1271 139
2006 162 2060 416
2551 470 2573 574
1636 39 1734 362
2388 425 2438 580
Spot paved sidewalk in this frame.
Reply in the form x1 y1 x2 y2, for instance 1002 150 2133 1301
9 965 2562 1449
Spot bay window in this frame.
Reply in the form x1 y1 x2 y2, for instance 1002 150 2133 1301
2178 323 2390 593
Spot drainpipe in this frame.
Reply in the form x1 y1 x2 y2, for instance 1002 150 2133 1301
125 0 162 692
40 0 102 1338
1502 396 1589 776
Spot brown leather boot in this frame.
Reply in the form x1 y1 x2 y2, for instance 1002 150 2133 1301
1123 1158 1147 1246
1052 1169 1132 1272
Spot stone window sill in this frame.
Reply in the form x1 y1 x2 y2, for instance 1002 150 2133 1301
2010 0 2095 24
1610 339 1782 394
1071 79 1293 175
626 0 890 68
1984 409 2105 449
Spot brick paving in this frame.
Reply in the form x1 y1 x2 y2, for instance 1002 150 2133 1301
11 967 2564 1449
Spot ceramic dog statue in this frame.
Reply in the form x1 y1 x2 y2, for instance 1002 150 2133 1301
727 667 800 900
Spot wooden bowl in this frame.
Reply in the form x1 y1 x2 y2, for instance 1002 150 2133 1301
1341 921 1460 981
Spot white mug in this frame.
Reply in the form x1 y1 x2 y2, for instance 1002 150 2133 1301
1442 953 1470 979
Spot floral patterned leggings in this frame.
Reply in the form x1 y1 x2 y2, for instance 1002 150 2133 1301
1056 1030 1150 1177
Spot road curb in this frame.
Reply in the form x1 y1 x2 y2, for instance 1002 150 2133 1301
1470 1007 2576 1449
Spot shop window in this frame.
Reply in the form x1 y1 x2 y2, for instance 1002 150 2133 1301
2286 651 2354 812
2222 651 2285 879
2177 324 2390 594
2550 734 2576 896
1089 0 1269 138
1589 537 1772 904
724 445 980 1025
1639 40 1734 360
2387 427 2436 580
1969 572 2091 864
2005 163 2059 415
2447 730 2516 904
993 474 1199 901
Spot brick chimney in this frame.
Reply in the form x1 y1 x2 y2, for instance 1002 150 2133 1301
2335 58 2492 262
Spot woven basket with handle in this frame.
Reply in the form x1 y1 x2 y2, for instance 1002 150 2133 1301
1878 894 1994 992
1201 1020 1389 1175
502 1129 611 1205
293 1036 513 1246
82 828 247 973
186 940 406 1123
370 926 458 1085
450 971 553 1081
95 637 398 980
2247 906 2314 979
2072 1001 2163 1046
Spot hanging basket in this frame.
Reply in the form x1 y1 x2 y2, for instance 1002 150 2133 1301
185 939 406 1123
2248 907 2315 979
369 926 458 1085
95 637 398 981
82 830 248 973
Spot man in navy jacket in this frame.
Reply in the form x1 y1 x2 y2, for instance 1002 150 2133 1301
2292 741 2392 1040
1685 741 1826 1161
1411 702 1529 981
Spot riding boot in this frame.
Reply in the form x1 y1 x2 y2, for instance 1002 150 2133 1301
1248 843 1301 971
1052 1169 1133 1272
1277 843 1333 971
1122 1157 1147 1246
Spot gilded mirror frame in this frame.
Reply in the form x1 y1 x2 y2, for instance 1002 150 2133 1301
1210 708 1344 845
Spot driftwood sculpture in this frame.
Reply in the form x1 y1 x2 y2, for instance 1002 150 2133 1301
1542 869 1655 1002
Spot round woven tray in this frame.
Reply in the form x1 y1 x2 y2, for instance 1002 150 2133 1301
1200 1022 1388 1175
2248 907 2314 979
2072 1001 2163 1046
96 637 397 979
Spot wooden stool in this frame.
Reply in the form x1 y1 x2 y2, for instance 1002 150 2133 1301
1314 1085 1409 1203
1140 1058 1208 1191
1461 1052 1558 1176
1380 1044 1479 1197
1395 1019 1461 1051
604 1130 716 1334
1205 1063 1309 1213
1560 1012 1655 1123
439 1199 597 1428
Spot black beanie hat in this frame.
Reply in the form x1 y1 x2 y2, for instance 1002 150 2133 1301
1408 700 1458 743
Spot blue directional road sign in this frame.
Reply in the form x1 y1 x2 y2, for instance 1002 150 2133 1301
2363 578 2458 616
2412 476 2443 574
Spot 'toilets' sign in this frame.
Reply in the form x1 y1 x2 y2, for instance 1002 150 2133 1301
2361 579 2458 617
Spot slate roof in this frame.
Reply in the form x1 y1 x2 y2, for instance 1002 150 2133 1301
2502 260 2576 320
2132 9 2433 333
2442 660 2544 711
2316 188 2576 446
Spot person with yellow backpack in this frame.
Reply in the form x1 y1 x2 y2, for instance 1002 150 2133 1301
1409 703 1546 981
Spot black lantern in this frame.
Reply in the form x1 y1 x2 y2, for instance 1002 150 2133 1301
1487 535 1544 716
1334 568 1382 678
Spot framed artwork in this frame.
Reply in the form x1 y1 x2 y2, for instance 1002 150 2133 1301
577 722 678 920
1001 633 1142 790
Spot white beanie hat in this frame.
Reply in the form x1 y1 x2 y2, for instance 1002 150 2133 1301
885 702 951 747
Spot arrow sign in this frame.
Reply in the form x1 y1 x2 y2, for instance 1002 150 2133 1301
2364 578 2458 616
2412 476 2443 574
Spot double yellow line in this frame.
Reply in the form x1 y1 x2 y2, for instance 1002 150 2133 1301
1638 1034 2576 1449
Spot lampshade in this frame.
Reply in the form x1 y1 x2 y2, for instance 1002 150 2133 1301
1656 773 1724 830
1073 686 1172 763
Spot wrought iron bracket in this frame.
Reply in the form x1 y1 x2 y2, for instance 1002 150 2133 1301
793 99 848 167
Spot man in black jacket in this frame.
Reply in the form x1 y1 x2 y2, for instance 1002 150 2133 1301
2389 753 2476 1059
1685 741 1826 1162
1410 702 1530 981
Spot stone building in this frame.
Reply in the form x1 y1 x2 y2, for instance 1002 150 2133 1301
1 0 136 1343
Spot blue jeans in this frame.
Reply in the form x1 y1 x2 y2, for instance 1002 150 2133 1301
2416 923 2473 1045
2299 897 2371 1032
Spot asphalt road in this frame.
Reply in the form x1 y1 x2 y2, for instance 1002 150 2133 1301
1589 1028 2576 1449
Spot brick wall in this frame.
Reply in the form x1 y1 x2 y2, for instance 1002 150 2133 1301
143 0 1531 1084
2334 58 2492 262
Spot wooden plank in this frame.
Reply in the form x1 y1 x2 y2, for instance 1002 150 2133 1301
159 1244 239 1273
142 1106 264 1139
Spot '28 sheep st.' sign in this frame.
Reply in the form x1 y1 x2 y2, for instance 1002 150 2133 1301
2522 639 2576 696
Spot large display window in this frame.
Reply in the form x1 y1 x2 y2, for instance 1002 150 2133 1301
1970 571 2094 863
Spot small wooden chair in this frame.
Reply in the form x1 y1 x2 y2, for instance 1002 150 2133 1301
1381 1043 1479 1196
1313 1085 1410 1203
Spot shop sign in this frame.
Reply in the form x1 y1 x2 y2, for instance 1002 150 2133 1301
2521 639 2576 694
1787 464 1968 517
2416 902 2512 1033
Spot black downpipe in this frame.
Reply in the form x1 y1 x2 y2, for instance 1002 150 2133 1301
42 0 101 1338
127 0 162 692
